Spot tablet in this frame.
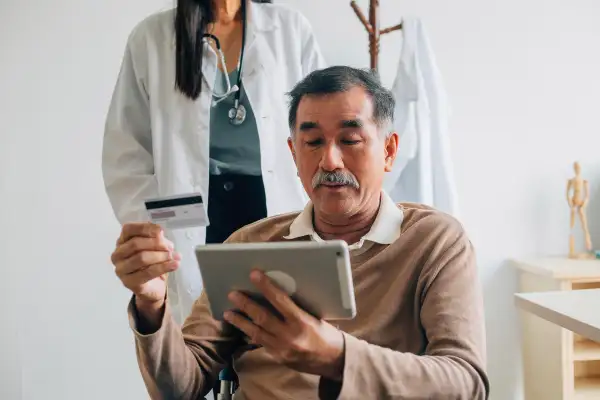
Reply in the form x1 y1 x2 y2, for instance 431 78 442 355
194 240 356 321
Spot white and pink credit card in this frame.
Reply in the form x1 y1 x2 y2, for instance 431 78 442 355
144 193 209 230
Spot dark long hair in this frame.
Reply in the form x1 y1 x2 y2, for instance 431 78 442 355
175 0 273 100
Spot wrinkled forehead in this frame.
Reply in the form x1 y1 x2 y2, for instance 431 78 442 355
295 87 376 133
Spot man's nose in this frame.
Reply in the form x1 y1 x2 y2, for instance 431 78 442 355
319 143 344 172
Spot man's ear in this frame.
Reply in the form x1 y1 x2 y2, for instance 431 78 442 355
383 132 399 172
287 137 297 165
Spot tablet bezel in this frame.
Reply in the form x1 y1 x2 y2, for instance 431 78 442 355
194 240 356 321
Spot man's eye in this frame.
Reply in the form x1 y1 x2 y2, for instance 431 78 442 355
341 139 361 145
305 139 323 146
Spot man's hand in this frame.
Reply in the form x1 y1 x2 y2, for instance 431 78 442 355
111 222 181 329
223 270 345 381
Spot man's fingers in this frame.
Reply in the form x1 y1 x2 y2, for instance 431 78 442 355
224 311 278 348
116 251 174 276
228 292 284 335
250 270 299 320
121 260 179 289
112 237 173 264
120 222 163 243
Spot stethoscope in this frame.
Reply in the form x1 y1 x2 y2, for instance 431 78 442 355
202 1 247 126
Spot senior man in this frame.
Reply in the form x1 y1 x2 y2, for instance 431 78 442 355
112 66 489 399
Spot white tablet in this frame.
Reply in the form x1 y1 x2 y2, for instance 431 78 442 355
194 240 356 321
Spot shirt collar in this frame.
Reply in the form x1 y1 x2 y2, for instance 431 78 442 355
283 191 404 250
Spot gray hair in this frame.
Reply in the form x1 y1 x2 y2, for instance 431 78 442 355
287 66 395 137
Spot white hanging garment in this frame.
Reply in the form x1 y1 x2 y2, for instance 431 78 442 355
384 17 459 217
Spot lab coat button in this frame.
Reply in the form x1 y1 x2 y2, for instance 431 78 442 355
185 231 193 239
223 181 234 191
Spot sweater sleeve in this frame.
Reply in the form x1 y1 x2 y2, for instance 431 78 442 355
320 233 489 399
128 291 245 399
128 228 253 399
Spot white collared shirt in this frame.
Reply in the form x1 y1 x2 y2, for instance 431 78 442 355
283 191 404 254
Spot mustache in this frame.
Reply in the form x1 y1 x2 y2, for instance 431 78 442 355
311 170 360 189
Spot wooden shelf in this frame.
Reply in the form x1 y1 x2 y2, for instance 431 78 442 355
574 340 600 361
574 377 600 400
511 257 600 281
573 281 600 290
513 258 600 399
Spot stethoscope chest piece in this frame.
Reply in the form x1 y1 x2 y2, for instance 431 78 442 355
228 104 246 126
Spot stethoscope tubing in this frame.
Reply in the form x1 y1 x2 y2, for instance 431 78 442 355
201 1 246 108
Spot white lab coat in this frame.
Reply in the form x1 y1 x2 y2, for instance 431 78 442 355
102 2 326 322
384 17 459 217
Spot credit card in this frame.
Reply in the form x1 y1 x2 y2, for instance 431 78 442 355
144 193 209 230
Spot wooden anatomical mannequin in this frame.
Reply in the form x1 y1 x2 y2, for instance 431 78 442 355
566 161 593 258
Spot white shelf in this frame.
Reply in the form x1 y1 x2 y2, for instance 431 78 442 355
511 257 600 280
514 257 600 399
514 289 600 343
574 377 600 400
574 340 600 361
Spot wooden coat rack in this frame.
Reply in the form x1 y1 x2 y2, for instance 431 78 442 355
350 0 402 72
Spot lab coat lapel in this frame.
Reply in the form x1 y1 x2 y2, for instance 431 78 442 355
243 1 279 79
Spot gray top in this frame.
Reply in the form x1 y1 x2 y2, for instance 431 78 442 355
209 68 262 176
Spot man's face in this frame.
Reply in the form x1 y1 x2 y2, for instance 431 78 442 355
288 86 399 218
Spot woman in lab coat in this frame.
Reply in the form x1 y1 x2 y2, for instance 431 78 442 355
102 0 326 323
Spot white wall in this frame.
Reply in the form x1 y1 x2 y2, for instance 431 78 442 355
2 0 600 399
0 1 172 398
